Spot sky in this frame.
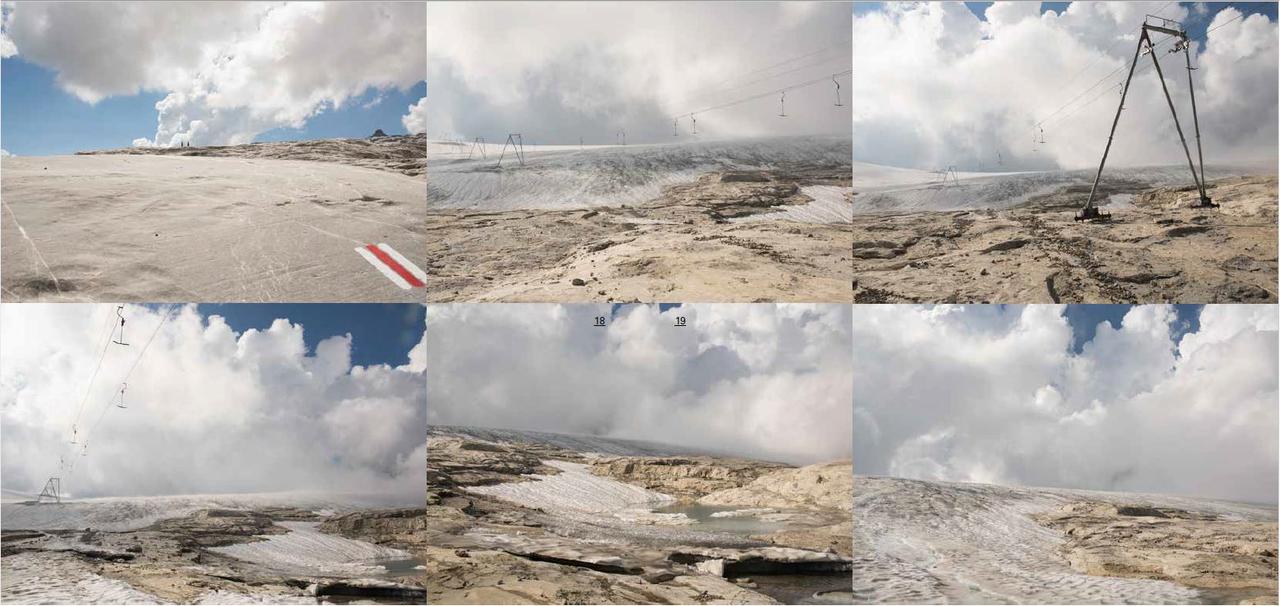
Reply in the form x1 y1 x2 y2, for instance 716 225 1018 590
0 304 427 499
427 304 853 466
0 2 427 156
853 304 1279 504
197 304 425 368
853 1 1279 171
427 1 852 145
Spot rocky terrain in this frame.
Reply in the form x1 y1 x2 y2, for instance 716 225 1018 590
1034 502 1277 604
81 134 427 177
426 426 853 604
853 475 1278 604
851 175 1277 303
1 502 427 604
423 136 852 303
422 169 852 303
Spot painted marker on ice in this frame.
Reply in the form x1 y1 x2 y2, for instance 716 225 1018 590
356 243 427 289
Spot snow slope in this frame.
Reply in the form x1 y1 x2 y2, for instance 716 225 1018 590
853 476 1276 604
468 460 675 517
853 163 1267 213
427 136 851 211
734 185 853 224
210 521 411 576
0 492 412 532
1 552 162 605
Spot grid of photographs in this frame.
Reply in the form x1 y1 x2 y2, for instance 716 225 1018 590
0 2 1276 605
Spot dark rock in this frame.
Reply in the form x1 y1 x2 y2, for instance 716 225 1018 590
1165 225 1210 237
981 239 1031 253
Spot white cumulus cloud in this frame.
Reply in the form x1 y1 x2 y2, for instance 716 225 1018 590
853 304 1278 504
427 304 852 465
0 304 427 500
2 2 426 147
428 1 851 144
402 96 427 135
853 2 1278 171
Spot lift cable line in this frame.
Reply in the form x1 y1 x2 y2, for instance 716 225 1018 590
59 305 176 483
1077 15 1214 221
1033 1 1180 129
684 54 851 108
671 69 852 122
69 309 122 446
1038 32 1179 133
1051 0 1177 96
676 44 847 108
1036 4 1244 134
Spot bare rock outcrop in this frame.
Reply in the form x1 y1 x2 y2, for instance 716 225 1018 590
1034 501 1278 603
698 461 852 512
317 508 428 550
426 545 778 605
428 434 572 491
590 456 789 500
80 133 427 177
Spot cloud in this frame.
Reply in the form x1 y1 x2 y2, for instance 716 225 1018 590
1 2 426 147
0 304 427 499
853 2 1278 170
0 148 12 157
427 1 851 144
427 304 852 465
402 96 427 135
853 304 1279 504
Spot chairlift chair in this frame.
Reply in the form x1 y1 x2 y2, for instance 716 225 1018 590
113 306 130 346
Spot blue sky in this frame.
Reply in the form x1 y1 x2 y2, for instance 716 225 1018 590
1063 304 1201 352
963 1 1278 38
196 303 424 368
852 2 1279 38
0 55 425 156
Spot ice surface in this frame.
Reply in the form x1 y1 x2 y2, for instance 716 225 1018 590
210 521 411 576
0 492 412 532
733 185 852 224
0 552 162 605
427 136 851 211
193 590 315 604
469 460 675 517
853 163 1266 213
853 476 1276 604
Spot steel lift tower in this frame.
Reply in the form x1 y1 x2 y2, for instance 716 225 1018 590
1078 16 1214 221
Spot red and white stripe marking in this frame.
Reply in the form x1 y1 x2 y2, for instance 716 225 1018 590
356 243 427 289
